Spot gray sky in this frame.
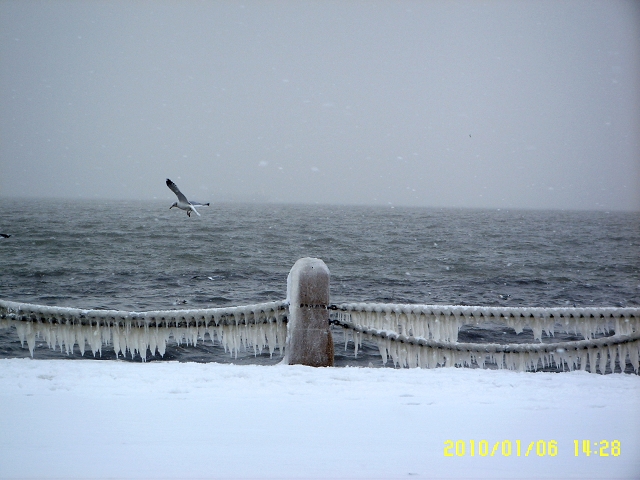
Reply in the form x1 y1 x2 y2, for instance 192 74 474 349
1 0 639 210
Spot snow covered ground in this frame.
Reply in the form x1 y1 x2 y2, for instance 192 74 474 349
0 359 638 480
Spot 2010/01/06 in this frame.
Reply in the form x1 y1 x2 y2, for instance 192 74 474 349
444 440 621 457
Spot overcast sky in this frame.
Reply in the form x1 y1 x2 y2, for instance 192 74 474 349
1 1 638 210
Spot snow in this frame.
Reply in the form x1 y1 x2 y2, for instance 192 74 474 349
0 359 638 479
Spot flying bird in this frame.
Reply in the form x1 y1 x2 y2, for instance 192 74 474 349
166 178 210 217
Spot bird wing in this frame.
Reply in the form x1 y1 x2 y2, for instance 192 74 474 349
189 202 210 207
166 178 189 203
190 205 201 216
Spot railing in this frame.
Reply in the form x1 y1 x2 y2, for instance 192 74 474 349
1 258 639 374
329 305 639 373
329 303 639 342
2 298 639 374
0 300 288 360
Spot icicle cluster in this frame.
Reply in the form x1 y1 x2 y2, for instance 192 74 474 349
332 303 639 342
3 298 639 373
0 300 287 360
331 303 640 374
336 321 640 373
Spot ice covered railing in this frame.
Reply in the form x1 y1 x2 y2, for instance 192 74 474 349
329 303 640 373
330 303 639 342
2 256 639 373
0 299 288 361
2 298 639 373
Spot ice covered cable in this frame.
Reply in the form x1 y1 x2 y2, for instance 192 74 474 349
1 297 639 373
331 303 640 373
0 300 287 361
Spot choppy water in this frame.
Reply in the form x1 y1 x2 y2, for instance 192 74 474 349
1 199 638 365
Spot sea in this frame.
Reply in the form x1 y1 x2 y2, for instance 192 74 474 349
1 198 638 367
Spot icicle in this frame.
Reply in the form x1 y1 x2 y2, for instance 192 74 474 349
376 338 388 365
512 315 525 335
353 331 359 358
25 322 36 357
619 343 629 373
15 321 26 348
62 322 73 355
389 341 399 367
628 340 639 373
531 317 543 342
77 326 86 356
417 345 426 368
596 347 605 374
265 322 276 357
586 347 595 373
607 345 617 373
343 324 350 351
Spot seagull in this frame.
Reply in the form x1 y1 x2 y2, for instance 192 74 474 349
166 178 210 217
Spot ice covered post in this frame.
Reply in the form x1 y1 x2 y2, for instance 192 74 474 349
284 257 334 367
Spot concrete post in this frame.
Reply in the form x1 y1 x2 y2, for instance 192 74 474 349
284 258 334 367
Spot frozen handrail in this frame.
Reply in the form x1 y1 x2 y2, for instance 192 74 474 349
3 297 640 372
331 317 640 373
330 303 639 343
0 299 288 327
0 299 289 360
331 317 640 354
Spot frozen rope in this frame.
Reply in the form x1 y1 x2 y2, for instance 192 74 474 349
330 317 640 374
0 299 288 328
0 299 289 360
329 303 639 343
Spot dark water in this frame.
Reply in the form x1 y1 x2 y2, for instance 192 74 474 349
1 199 638 365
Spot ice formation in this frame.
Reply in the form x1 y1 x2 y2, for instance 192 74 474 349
332 303 639 342
331 303 640 373
2 298 639 373
0 300 287 360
